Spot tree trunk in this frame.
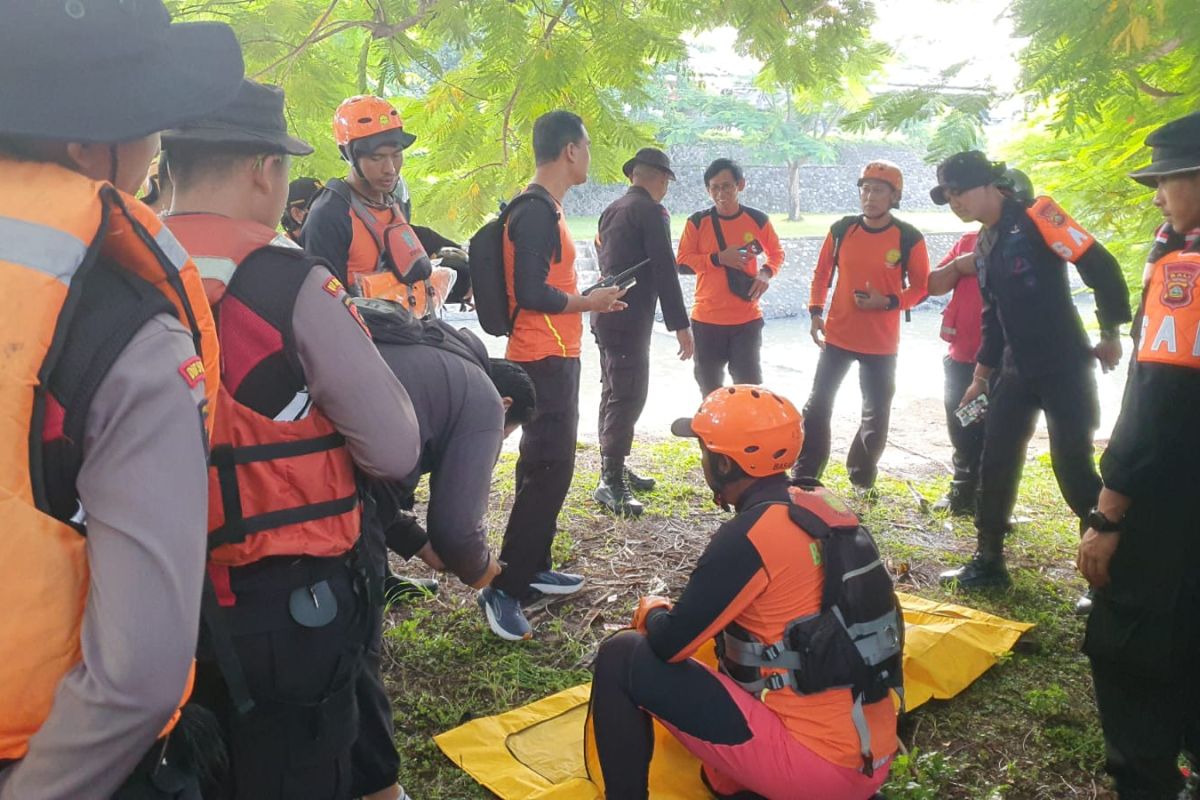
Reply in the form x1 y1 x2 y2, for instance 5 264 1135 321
787 159 803 222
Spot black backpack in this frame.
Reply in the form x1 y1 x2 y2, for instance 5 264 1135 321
828 215 923 321
468 191 559 336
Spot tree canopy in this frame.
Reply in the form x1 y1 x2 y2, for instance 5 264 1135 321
170 0 883 236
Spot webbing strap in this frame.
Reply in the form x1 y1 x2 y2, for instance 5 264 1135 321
208 494 359 550
210 432 345 467
850 695 875 777
201 576 255 714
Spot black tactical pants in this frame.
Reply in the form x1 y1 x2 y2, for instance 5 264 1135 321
692 318 764 397
596 336 651 460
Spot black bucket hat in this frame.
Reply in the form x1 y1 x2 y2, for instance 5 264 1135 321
1129 112 1200 187
622 147 677 181
0 0 244 144
163 80 313 156
930 151 1007 205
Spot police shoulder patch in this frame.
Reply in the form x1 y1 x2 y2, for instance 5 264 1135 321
178 355 205 389
323 276 345 297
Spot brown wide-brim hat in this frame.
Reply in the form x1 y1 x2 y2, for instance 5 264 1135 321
622 147 676 181
0 0 244 143
163 80 313 156
1129 112 1200 187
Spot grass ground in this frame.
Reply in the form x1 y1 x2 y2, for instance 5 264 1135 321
565 211 977 241
383 440 1113 799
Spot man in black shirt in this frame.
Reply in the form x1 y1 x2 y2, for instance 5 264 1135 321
1076 111 1200 800
591 147 693 517
932 151 1131 597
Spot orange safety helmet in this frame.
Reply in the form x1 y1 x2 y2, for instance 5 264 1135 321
858 160 904 208
333 95 416 151
671 385 804 477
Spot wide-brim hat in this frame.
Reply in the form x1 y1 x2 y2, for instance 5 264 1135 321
930 151 1006 205
0 1 244 143
623 147 676 180
1129 112 1200 187
163 80 313 156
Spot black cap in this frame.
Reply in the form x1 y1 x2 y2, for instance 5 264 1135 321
930 151 1007 205
1129 112 1200 187
288 177 324 207
163 80 313 156
0 0 244 143
622 147 677 181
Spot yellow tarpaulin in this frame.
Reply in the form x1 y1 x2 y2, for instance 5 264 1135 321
434 592 1033 800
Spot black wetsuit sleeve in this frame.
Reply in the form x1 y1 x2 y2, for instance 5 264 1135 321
1074 241 1133 331
1100 362 1200 502
299 194 353 284
508 200 569 313
413 225 460 254
644 512 767 663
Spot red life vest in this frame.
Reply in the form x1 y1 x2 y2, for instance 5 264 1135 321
166 215 361 576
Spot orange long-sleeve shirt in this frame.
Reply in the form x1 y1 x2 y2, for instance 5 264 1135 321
809 217 930 356
677 205 785 326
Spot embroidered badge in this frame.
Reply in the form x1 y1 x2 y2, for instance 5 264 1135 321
179 356 206 389
1161 260 1200 309
885 248 901 266
323 276 345 297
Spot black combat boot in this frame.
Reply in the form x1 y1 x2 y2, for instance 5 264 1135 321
933 480 977 517
939 529 1010 588
593 457 644 517
624 465 656 493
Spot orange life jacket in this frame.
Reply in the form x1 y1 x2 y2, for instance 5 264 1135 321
0 159 214 760
1138 248 1200 369
165 214 361 576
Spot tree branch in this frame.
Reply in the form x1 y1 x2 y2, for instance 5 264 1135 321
1126 70 1183 98
501 0 570 164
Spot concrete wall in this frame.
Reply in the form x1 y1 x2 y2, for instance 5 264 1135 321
564 142 942 217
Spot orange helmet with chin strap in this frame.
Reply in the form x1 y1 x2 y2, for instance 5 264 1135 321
671 385 804 478
858 160 904 208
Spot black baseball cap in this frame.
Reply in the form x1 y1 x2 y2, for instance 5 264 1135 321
930 151 1007 205
1129 112 1200 187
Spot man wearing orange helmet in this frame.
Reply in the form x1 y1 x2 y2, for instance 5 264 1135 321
589 385 900 800
793 160 930 494
302 95 466 317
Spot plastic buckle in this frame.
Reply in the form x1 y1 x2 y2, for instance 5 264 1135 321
766 673 786 691
762 643 780 661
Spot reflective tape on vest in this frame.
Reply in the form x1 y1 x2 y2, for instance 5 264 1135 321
1138 251 1200 369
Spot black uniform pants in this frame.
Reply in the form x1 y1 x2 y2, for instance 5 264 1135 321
792 344 897 490
692 318 764 397
944 356 986 486
494 356 581 600
596 336 651 460
192 557 368 800
975 364 1100 537
1084 501 1200 800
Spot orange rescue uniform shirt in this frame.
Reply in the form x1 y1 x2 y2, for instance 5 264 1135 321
676 206 785 326
503 196 581 361
809 220 930 356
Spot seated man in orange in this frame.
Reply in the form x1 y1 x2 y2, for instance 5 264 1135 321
590 386 901 800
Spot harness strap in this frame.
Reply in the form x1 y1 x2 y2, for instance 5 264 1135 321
208 494 359 550
211 432 345 466
201 575 256 715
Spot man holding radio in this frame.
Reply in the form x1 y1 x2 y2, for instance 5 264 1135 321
591 147 693 517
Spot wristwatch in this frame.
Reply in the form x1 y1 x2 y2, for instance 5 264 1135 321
1086 507 1122 533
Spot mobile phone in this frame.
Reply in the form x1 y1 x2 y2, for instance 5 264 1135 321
738 240 764 256
955 394 988 427
582 258 649 295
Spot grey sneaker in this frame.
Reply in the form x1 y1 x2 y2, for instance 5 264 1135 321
478 587 532 641
529 570 585 596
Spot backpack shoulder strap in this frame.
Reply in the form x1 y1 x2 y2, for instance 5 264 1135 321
323 178 394 259
503 190 562 263
708 207 728 251
827 215 861 287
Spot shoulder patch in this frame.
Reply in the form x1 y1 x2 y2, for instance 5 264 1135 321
178 355 206 389
323 276 345 297
742 206 770 227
